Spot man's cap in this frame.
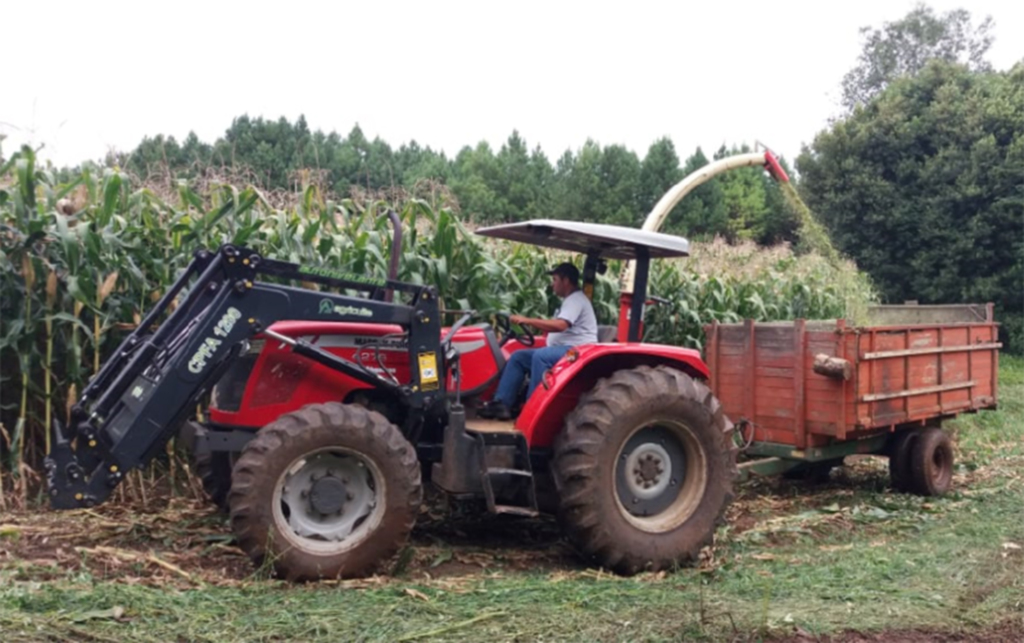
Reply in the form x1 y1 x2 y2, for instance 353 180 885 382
547 262 580 283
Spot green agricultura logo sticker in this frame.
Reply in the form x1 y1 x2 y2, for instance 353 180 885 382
319 298 373 318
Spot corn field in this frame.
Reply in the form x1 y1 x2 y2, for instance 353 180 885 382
0 145 874 495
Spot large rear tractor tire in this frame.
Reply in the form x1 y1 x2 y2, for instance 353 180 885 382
228 403 422 581
553 365 738 575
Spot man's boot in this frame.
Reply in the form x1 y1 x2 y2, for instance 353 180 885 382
477 400 512 420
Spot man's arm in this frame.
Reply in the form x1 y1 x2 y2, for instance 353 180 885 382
510 314 569 333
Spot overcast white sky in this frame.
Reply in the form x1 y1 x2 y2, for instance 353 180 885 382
3 0 1022 168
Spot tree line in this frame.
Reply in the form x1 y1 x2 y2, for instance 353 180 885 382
121 121 799 246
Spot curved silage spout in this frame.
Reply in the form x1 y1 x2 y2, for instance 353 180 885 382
619 150 789 294
612 149 788 342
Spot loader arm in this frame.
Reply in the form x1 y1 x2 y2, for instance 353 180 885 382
45 244 444 509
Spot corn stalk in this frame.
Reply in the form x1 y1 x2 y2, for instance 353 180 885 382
0 145 875 488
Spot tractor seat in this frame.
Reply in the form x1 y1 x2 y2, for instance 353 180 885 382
597 325 618 343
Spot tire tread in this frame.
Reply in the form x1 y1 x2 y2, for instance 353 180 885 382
553 365 737 575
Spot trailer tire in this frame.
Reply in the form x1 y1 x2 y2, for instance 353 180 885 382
553 365 737 575
888 430 920 493
229 402 421 581
908 427 954 497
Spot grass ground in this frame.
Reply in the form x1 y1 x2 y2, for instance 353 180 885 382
1 357 1021 642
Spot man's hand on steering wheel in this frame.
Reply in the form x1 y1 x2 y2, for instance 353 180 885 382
508 314 537 346
495 312 536 347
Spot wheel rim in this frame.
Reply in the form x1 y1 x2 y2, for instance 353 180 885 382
272 447 386 554
930 443 953 487
614 421 707 533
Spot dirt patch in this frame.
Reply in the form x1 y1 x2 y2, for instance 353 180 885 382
0 456 918 586
0 501 250 586
0 489 581 587
772 620 1023 642
724 455 892 540
402 495 582 579
0 453 1011 588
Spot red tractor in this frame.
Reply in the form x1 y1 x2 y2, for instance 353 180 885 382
46 219 737 581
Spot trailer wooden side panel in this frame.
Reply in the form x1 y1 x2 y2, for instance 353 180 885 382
853 323 999 429
705 313 1000 449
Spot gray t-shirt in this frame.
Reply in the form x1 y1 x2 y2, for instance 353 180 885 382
546 290 598 347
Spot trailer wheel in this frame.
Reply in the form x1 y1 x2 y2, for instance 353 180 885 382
908 427 954 497
888 430 920 493
229 403 421 581
553 365 737 575
194 451 235 512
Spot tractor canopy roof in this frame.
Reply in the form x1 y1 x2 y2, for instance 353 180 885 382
474 219 689 260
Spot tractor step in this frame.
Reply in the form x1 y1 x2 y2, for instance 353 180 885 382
432 407 537 515
481 468 538 516
465 419 518 433
470 430 538 517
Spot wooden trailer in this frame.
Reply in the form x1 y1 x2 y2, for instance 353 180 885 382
704 304 1001 494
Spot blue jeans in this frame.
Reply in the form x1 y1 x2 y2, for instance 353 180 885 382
494 345 572 408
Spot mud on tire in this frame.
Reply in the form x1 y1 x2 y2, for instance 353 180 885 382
553 365 738 575
228 402 421 581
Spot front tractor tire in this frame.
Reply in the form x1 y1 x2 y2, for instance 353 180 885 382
228 403 422 581
553 365 738 575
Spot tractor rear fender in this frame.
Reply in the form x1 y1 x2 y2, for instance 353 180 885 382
515 344 710 448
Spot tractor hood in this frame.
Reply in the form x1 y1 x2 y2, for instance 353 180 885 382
475 219 689 260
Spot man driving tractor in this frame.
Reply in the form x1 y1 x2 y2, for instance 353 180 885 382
479 262 598 420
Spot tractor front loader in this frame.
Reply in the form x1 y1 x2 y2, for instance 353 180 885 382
45 244 456 579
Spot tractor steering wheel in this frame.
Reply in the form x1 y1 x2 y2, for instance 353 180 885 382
495 312 536 347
